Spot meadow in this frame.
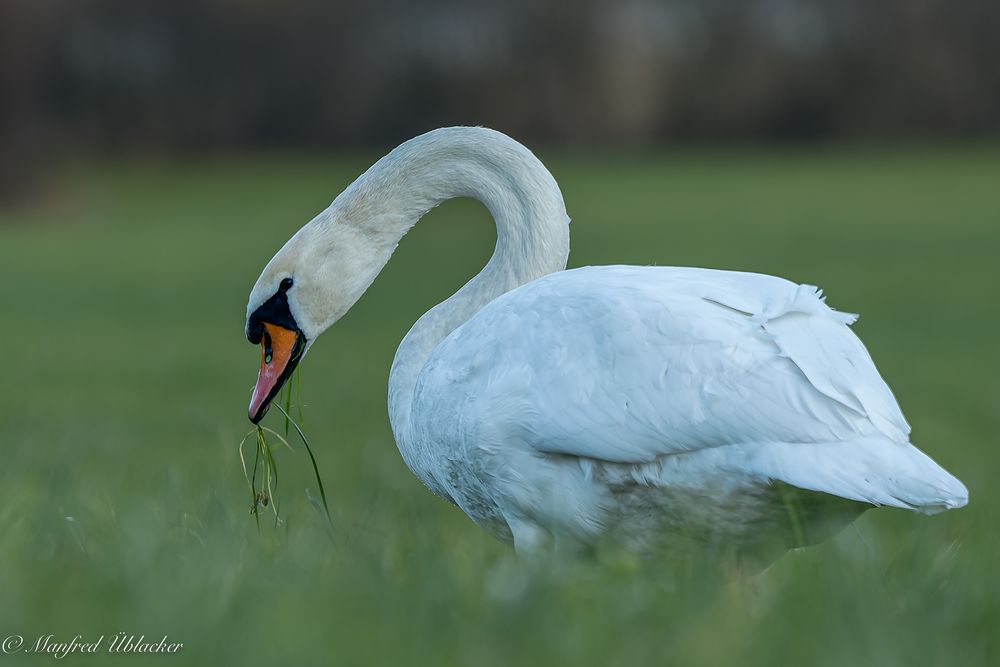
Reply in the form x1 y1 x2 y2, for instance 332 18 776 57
1 146 997 665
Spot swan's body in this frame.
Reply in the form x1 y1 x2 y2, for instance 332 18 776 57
246 127 967 563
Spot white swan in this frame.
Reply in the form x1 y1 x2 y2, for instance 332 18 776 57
245 127 967 562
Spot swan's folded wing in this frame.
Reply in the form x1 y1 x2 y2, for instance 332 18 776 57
413 266 965 511
417 267 887 455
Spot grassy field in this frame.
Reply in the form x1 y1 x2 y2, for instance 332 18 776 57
1 147 998 665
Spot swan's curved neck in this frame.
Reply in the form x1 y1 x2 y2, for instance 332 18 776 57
330 129 570 460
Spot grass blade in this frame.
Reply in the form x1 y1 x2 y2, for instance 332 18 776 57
260 426 295 453
282 379 293 437
273 402 331 522
237 427 262 531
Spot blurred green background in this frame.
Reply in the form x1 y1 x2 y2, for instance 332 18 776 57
1 149 998 665
3 1 1000 665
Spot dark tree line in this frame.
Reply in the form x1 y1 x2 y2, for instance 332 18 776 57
2 0 998 199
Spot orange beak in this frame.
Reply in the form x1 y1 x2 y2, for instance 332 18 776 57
248 322 304 423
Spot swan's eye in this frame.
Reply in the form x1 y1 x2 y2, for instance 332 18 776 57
280 278 294 291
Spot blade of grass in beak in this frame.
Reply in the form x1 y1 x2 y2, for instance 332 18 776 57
295 369 304 426
256 427 272 527
238 427 263 530
282 378 293 437
273 402 331 522
260 429 280 526
260 426 295 453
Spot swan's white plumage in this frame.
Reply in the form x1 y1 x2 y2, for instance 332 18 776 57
248 126 967 560
410 266 966 548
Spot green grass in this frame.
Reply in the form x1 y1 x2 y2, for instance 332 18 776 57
1 146 998 665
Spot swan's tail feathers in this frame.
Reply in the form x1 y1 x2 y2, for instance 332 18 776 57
748 437 968 514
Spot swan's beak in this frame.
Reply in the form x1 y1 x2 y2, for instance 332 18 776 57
248 322 304 423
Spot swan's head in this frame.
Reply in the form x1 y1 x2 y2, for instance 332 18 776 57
245 210 392 423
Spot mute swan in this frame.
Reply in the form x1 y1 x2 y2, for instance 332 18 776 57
246 127 967 562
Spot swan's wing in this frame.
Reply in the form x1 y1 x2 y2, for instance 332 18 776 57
413 266 966 511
